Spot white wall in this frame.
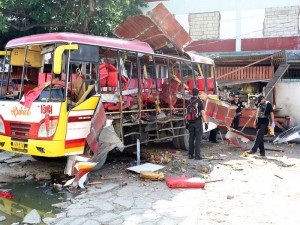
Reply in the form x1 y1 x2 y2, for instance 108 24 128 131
275 82 300 126
142 0 300 39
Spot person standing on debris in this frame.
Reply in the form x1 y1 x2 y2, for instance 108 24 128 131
186 88 209 160
231 94 245 130
247 95 275 156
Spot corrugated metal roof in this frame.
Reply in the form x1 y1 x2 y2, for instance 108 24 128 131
193 50 287 66
114 3 191 55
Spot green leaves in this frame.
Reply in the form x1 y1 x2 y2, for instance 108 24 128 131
0 0 147 48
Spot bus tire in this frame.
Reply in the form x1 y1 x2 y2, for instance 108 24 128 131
178 123 189 151
172 127 181 150
173 137 181 149
92 153 108 171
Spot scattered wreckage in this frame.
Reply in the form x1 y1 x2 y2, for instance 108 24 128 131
273 124 300 144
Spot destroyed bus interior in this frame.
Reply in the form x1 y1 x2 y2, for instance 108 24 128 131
73 47 218 150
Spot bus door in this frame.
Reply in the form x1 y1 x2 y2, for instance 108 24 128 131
60 44 101 156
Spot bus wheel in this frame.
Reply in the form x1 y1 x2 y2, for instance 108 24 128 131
172 136 181 149
172 123 181 149
83 143 108 171
178 123 189 151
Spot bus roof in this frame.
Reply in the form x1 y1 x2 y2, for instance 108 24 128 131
6 32 155 54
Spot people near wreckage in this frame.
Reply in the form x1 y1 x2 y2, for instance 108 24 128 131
186 88 209 160
227 93 234 104
247 95 275 157
230 93 245 130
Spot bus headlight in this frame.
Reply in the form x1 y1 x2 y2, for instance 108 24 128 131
38 119 59 138
0 118 5 134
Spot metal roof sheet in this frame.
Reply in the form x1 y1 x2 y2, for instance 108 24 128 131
113 3 191 55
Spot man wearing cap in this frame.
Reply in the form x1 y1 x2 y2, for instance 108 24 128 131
247 95 275 156
187 88 209 160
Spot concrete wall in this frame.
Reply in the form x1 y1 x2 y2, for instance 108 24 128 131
264 5 300 37
189 12 220 39
275 82 300 126
142 0 300 40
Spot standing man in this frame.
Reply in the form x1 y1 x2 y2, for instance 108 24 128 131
227 92 234 103
187 88 209 160
231 94 245 130
248 95 275 156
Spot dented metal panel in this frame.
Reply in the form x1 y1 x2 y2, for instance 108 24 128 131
114 3 191 54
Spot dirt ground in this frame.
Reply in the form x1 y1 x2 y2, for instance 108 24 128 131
86 138 300 225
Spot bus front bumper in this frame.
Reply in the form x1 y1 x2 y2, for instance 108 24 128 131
0 134 67 157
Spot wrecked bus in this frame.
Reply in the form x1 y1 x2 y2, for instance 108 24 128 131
0 32 235 169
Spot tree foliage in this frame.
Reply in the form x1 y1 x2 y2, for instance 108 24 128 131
0 0 147 48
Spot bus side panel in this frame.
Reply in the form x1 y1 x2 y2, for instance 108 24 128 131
64 96 100 155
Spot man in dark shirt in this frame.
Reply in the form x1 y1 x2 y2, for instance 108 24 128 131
187 88 208 160
248 95 275 156
230 94 245 130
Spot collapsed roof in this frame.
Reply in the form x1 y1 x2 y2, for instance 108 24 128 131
113 3 191 55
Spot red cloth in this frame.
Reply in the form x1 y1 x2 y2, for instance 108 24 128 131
20 87 44 108
0 192 15 199
166 177 205 189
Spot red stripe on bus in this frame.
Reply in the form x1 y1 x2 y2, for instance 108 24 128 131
65 138 86 149
68 116 92 122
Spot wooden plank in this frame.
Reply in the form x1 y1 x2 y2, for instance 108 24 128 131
254 66 258 80
258 66 261 80
265 64 289 98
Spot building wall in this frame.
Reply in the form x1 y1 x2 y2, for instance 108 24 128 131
143 0 300 41
264 6 300 37
275 82 300 126
189 12 220 39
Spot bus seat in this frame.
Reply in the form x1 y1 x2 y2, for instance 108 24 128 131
156 78 163 90
127 78 138 90
106 95 133 111
186 79 195 91
38 72 52 85
99 64 118 87
100 71 118 87
206 78 214 93
197 78 205 91
143 78 153 89
74 84 95 106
